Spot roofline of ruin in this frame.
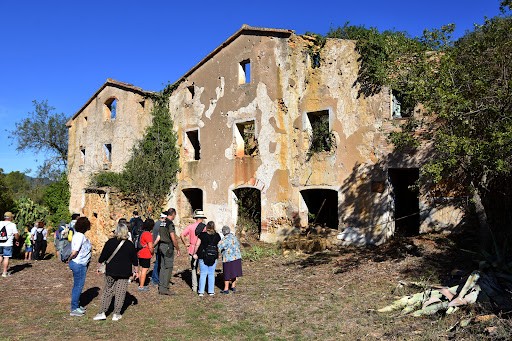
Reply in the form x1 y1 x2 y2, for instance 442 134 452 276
174 24 294 87
67 78 154 127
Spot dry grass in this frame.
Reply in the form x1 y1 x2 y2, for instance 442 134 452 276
1 233 510 340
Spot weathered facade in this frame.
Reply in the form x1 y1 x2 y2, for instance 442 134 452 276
68 26 464 248
66 79 153 248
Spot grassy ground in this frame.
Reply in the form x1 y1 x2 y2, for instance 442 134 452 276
1 233 510 340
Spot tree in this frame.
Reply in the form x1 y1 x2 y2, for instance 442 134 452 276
324 6 512 249
42 174 71 227
0 169 15 215
10 100 68 179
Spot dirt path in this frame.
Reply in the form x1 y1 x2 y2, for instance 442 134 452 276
1 235 505 340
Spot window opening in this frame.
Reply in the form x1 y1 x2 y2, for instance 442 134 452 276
182 188 203 217
392 91 413 118
235 120 258 157
185 130 200 160
105 98 117 120
186 85 195 101
80 148 86 165
103 144 112 162
306 110 334 155
239 60 251 84
233 187 261 237
300 189 338 229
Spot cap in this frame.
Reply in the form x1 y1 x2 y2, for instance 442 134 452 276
4 212 14 219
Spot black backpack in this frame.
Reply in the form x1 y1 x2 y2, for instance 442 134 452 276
35 229 44 243
195 222 206 237
0 224 8 243
131 217 143 248
202 234 219 266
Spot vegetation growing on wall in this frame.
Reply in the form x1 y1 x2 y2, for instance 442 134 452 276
91 89 180 218
317 3 512 247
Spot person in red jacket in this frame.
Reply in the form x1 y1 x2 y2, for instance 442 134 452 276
137 219 155 291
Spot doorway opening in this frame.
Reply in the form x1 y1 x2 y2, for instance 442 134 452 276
233 187 261 237
388 168 420 236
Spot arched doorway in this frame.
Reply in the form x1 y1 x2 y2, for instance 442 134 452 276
233 187 261 237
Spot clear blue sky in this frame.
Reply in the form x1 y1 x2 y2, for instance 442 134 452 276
0 0 503 175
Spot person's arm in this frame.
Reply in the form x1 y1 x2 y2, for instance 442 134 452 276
14 232 20 246
192 237 202 259
170 232 181 256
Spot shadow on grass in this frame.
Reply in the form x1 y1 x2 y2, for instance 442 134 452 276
9 262 32 274
80 287 100 308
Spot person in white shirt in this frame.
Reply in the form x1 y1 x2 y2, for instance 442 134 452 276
0 212 20 277
67 217 92 317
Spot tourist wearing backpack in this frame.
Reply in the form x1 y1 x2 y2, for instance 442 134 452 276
0 212 20 277
180 209 207 293
67 217 92 317
136 219 154 291
192 221 221 297
150 213 166 285
158 208 182 296
129 211 143 248
218 226 243 294
32 221 48 261
54 221 68 261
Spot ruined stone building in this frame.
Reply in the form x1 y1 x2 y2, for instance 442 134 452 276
67 26 463 247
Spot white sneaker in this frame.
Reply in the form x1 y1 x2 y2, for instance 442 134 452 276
93 312 106 321
198 293 204 297
112 314 122 321
1 272 8 278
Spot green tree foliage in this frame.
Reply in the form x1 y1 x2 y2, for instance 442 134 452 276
0 169 15 215
324 6 512 242
42 174 71 227
14 197 49 231
4 171 30 199
91 92 180 218
10 100 68 179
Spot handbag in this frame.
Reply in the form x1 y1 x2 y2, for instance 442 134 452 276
99 240 125 274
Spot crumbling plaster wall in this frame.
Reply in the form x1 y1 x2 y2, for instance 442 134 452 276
167 32 398 242
68 85 152 215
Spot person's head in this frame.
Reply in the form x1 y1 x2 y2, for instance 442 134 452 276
143 218 154 231
37 221 45 228
71 213 80 221
192 209 207 222
206 221 216 235
222 225 231 235
114 223 129 240
159 212 167 221
133 210 139 217
118 218 127 225
165 208 176 221
4 212 14 221
74 217 91 233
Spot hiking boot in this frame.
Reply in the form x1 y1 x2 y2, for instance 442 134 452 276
112 314 122 321
158 290 174 296
70 309 84 317
93 312 106 321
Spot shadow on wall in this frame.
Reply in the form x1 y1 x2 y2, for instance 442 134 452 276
337 147 467 245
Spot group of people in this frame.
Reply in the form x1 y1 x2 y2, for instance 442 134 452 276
0 212 56 277
67 208 243 321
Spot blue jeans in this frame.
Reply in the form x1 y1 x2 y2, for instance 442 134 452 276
151 251 160 284
69 261 87 310
198 259 217 294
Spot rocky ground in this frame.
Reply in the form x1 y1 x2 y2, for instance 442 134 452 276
2 232 510 340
